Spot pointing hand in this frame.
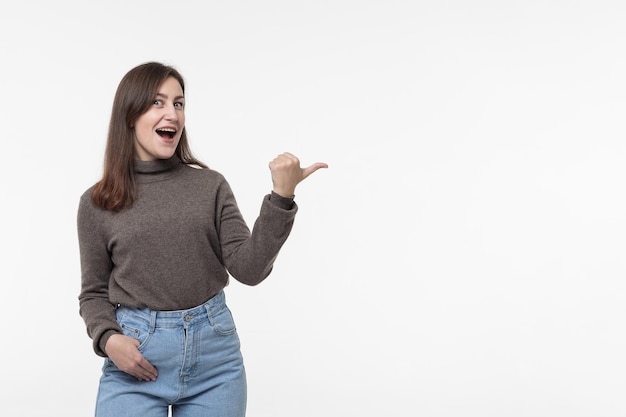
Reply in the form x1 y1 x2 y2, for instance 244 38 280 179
269 152 328 198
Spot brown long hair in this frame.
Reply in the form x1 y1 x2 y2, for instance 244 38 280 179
92 62 207 211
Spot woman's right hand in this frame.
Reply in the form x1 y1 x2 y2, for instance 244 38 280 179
104 334 158 381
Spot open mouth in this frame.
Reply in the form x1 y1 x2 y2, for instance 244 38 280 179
156 128 177 139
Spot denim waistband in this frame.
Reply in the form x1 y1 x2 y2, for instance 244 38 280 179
115 290 227 329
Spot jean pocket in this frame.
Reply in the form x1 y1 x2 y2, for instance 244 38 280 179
117 311 153 351
211 306 237 336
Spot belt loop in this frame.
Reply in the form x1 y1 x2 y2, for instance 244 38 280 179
149 310 157 334
204 302 213 326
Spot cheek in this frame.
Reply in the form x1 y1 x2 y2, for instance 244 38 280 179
133 126 145 142
134 120 154 141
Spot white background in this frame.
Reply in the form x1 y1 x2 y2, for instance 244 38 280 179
2 1 625 416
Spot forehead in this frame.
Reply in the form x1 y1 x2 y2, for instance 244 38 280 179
158 76 184 96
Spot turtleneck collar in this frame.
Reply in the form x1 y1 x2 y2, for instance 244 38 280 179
134 155 181 174
134 156 183 183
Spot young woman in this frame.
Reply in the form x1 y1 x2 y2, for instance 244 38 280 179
77 61 327 417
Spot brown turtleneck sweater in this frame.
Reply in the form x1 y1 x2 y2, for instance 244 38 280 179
77 156 297 356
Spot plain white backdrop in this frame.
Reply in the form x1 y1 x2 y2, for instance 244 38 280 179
2 1 626 416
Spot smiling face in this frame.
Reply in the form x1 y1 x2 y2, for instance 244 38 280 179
133 76 186 161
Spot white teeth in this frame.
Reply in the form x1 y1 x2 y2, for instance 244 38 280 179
158 128 176 132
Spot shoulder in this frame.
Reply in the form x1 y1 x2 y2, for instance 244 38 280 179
181 164 228 183
179 165 238 201
78 184 96 208
77 184 107 228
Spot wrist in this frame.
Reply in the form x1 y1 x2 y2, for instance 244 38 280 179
272 189 295 199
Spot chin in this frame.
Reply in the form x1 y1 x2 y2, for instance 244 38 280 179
156 148 177 159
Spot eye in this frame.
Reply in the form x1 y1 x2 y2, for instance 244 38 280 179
153 99 163 106
174 101 185 109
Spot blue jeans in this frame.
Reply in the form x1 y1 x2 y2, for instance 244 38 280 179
95 291 247 417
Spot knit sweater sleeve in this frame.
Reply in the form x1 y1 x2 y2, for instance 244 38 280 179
76 191 121 357
216 180 298 285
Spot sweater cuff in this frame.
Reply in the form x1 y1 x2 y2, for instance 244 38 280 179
97 329 120 357
269 191 295 210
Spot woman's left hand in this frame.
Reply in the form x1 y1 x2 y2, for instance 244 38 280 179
269 152 328 198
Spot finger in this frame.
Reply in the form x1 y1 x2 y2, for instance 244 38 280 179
270 153 299 169
141 359 158 375
139 359 158 380
134 368 157 381
301 162 328 179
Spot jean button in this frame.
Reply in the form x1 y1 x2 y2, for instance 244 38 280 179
184 314 192 322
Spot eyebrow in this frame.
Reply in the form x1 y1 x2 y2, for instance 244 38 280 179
156 92 185 100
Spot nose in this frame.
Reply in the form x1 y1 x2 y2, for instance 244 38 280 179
164 104 178 121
